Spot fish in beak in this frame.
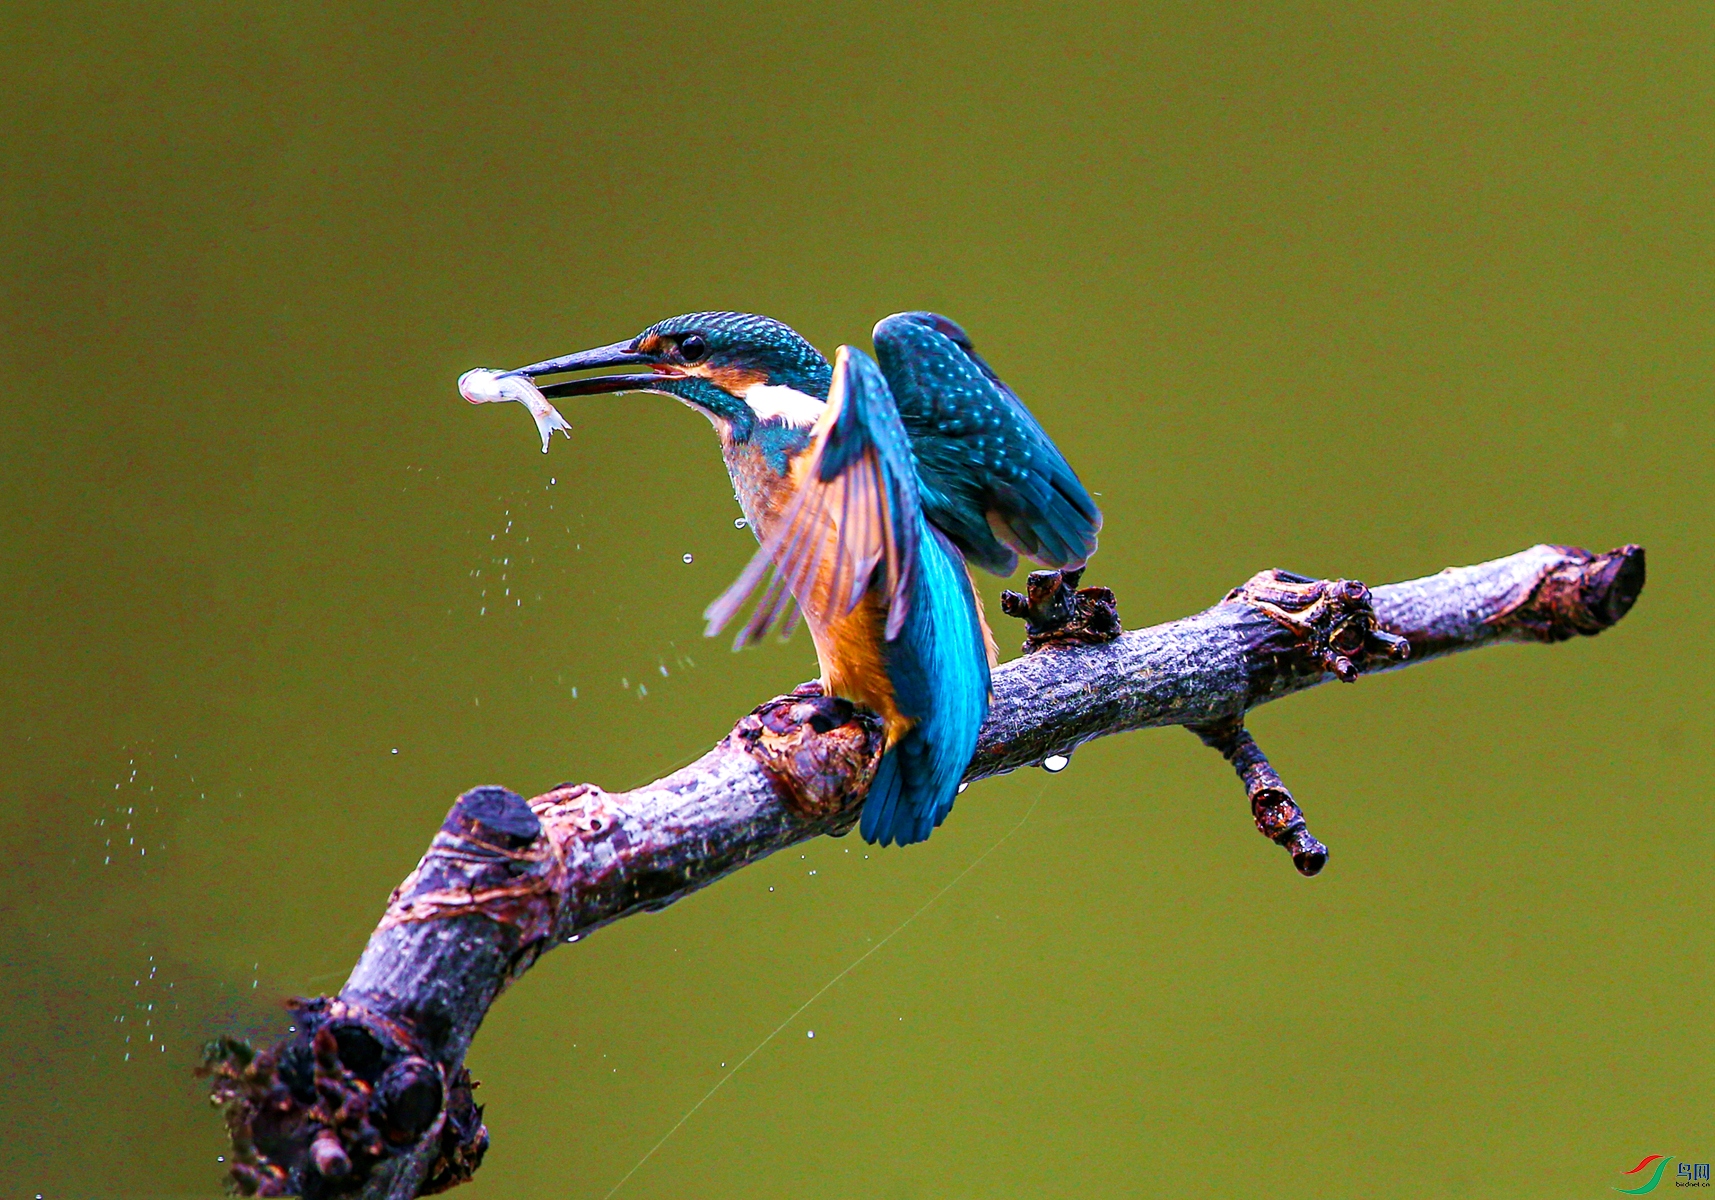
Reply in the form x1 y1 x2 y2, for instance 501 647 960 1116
458 369 571 453
458 340 666 453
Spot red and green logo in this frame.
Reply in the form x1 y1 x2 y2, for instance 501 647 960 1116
1616 1155 1672 1194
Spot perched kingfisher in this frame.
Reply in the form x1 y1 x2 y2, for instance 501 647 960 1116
478 312 1101 846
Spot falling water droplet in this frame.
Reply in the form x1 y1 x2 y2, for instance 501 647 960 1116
682 553 694 564
956 783 969 794
734 517 748 529
1042 754 1070 773
391 748 398 755
806 1030 815 1038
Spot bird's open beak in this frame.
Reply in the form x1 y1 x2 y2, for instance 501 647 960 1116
501 340 668 399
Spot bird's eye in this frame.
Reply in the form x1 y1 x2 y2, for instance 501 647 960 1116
679 334 708 363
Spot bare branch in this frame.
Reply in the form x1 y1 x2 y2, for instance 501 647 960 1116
200 542 1644 1198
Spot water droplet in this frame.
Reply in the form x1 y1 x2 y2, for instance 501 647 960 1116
391 748 398 755
806 1030 815 1038
682 553 694 564
734 518 748 529
1042 754 1070 773
956 783 969 794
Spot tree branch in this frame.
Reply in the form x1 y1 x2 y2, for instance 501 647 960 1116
200 542 1645 1198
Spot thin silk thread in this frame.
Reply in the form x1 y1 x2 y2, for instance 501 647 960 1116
602 785 1045 1199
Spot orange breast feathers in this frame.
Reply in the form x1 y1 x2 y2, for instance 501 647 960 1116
722 437 994 743
739 444 911 747
810 591 909 747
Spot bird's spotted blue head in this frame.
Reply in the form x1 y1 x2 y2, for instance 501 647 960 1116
503 311 832 442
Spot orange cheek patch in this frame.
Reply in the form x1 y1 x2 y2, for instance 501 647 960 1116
691 363 768 394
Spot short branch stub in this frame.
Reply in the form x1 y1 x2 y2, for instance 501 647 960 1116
1191 717 1328 876
999 567 1122 652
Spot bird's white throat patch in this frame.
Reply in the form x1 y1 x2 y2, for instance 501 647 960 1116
743 382 825 426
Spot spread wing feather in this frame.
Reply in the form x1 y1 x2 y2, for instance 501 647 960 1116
704 346 922 647
872 311 1102 576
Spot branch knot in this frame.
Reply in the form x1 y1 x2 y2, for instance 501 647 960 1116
728 683 883 820
1226 569 1409 683
999 567 1121 652
200 998 486 1197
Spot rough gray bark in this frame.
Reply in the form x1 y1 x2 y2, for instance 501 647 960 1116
201 542 1645 1198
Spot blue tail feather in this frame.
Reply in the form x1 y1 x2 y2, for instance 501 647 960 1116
859 752 906 844
859 524 990 848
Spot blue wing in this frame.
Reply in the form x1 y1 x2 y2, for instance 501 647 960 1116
704 345 922 646
872 311 1102 576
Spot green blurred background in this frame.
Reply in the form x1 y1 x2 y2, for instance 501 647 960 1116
1 3 1708 1197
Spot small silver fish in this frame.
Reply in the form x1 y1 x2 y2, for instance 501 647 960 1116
459 368 571 453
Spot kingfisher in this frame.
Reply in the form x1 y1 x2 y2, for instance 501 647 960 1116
476 312 1101 846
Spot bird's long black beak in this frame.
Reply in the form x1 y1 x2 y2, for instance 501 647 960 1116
501 340 664 400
